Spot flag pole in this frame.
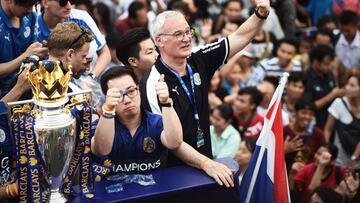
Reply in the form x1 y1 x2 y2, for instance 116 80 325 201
245 73 289 203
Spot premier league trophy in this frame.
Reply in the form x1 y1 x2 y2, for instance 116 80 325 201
29 61 75 202
9 61 88 202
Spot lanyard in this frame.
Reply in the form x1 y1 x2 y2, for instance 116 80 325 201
160 59 204 147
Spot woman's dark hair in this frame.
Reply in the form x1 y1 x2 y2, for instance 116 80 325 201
170 1 191 17
74 0 93 12
223 0 244 11
193 0 209 19
93 2 113 34
244 138 256 154
347 74 360 86
214 104 233 121
128 1 146 19
312 187 343 203
106 32 122 49
100 66 138 95
323 144 339 161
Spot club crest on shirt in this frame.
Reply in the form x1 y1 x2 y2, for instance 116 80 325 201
0 129 5 143
24 26 31 38
143 137 156 153
194 73 201 85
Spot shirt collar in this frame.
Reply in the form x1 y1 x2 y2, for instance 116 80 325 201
352 30 360 48
0 5 14 28
37 12 51 38
116 109 148 129
213 125 233 140
338 30 360 48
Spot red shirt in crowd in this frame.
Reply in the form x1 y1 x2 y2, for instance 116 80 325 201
116 18 131 33
294 163 346 203
283 125 326 170
237 113 264 140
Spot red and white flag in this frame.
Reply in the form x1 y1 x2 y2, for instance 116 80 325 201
240 73 290 203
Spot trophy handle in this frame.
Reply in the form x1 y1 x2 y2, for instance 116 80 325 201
7 89 93 109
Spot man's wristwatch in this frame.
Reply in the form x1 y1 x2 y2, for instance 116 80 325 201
255 7 269 20
88 72 97 80
160 99 173 108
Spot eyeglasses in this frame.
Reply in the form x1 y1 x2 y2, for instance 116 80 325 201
119 86 138 102
68 27 86 50
57 0 75 7
159 29 194 40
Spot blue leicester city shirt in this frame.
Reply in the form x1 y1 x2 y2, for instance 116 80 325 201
110 111 168 174
37 9 106 52
0 101 14 186
0 8 38 98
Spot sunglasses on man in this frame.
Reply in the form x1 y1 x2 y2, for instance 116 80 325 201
57 0 76 7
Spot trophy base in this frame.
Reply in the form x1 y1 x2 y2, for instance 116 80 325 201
50 189 67 203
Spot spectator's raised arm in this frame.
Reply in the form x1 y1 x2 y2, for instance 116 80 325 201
91 81 120 156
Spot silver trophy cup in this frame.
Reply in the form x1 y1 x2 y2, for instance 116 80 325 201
9 61 88 202
34 98 76 202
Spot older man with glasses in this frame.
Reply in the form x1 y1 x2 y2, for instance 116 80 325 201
38 0 110 82
0 0 48 103
141 0 270 171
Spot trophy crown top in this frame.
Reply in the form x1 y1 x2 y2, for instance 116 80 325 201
28 60 72 103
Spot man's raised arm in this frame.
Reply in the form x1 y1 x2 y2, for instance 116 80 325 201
227 0 270 57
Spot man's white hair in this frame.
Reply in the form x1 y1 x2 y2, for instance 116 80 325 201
151 11 185 38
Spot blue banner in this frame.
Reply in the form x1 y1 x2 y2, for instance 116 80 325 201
12 112 50 203
60 103 111 199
